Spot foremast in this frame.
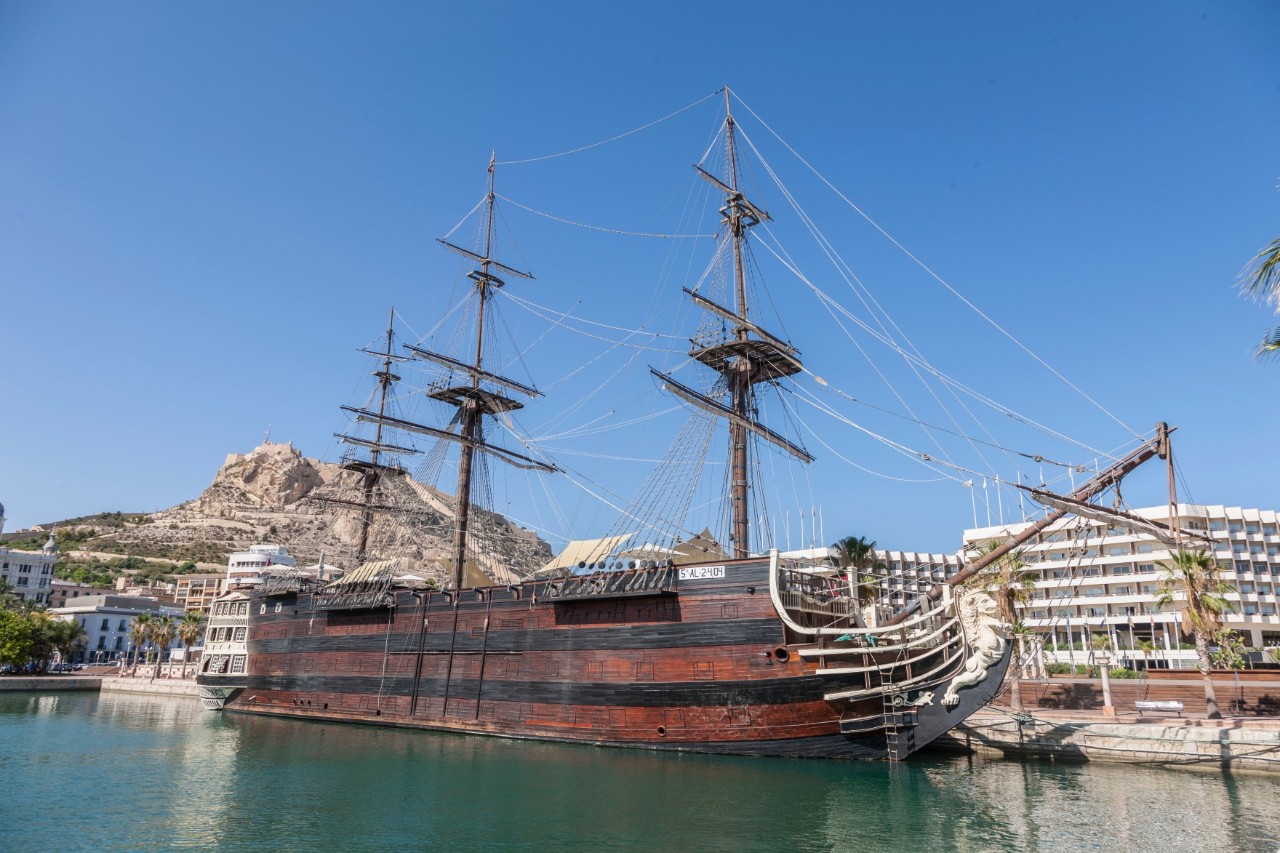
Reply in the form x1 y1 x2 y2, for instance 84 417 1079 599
653 88 811 559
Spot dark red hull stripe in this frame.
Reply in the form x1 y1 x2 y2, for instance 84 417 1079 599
250 617 783 655
245 673 840 706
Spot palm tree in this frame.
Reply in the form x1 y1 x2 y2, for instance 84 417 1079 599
1240 235 1280 359
827 536 885 624
129 613 154 671
47 619 87 669
1156 549 1235 719
965 539 1039 712
176 612 205 679
968 539 1038 626
0 580 22 612
151 615 176 679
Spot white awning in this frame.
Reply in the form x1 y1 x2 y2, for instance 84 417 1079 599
537 533 635 575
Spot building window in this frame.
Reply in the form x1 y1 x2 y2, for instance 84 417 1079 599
96 637 106 650
1137 563 1155 573
1247 524 1260 535
1113 586 1131 596
1264 524 1277 536
18 564 30 573
1230 522 1243 533
16 578 28 586
1256 563 1269 574
1112 565 1132 575
1209 520 1226 531
1108 546 1128 556
1240 583 1254 594
1136 543 1153 554
41 566 50 575
1244 605 1258 616
234 627 246 641
101 618 110 630
1236 561 1251 572
230 656 246 674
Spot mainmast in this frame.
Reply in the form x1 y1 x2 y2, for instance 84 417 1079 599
417 157 554 589
654 88 811 559
325 165 553 581
449 157 497 592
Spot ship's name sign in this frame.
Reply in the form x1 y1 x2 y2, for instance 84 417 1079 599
679 566 725 580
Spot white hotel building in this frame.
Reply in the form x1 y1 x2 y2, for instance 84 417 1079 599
963 504 1280 667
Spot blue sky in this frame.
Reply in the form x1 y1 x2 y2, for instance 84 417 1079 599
1 2 1277 554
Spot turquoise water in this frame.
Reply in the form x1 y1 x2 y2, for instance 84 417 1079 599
0 692 1275 852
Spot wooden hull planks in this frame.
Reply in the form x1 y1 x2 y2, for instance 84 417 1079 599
225 558 1000 760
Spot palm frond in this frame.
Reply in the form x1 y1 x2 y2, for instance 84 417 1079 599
1240 235 1280 306
1256 326 1280 361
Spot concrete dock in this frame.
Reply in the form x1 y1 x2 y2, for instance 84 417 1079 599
934 705 1280 772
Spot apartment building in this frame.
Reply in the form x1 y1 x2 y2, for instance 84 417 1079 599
174 573 227 613
964 504 1280 667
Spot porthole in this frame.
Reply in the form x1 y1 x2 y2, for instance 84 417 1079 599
773 647 790 662
657 726 666 736
259 604 266 615
274 602 282 613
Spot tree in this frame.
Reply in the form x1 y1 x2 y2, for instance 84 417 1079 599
1239 235 1280 360
44 619 87 668
0 610 38 670
129 613 154 669
962 539 1039 712
968 539 1038 627
827 535 885 609
151 615 176 677
0 580 20 612
177 612 205 679
1156 549 1234 719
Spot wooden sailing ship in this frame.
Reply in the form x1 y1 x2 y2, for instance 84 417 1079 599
220 92 1176 759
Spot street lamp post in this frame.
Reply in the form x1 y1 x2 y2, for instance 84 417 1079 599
1097 651 1115 716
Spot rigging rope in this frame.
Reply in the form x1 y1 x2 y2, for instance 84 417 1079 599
728 89 1141 440
495 89 722 165
495 194 713 239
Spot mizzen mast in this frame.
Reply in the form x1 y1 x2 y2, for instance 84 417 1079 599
330 307 423 565
653 88 811 559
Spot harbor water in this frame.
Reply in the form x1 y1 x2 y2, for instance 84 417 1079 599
1 691 1277 852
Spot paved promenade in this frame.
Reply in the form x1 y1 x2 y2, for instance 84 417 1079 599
0 673 200 698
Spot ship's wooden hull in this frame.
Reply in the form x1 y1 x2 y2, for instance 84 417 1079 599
226 558 1005 759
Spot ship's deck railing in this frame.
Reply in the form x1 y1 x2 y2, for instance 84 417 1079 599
777 588 857 619
541 565 675 601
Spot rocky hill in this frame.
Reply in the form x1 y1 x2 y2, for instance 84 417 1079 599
58 441 551 584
